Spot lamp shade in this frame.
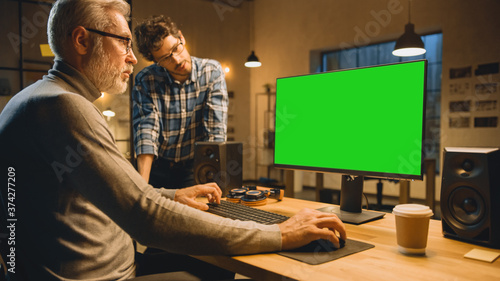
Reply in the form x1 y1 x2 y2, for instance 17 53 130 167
392 23 426 57
245 51 261 67
103 108 115 117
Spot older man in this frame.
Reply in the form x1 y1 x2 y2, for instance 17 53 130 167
0 0 346 280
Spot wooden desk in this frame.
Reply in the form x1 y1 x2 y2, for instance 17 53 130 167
193 197 500 281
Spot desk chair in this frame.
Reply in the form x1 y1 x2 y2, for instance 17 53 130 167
0 196 244 280
131 272 201 281
0 253 223 281
0 268 202 281
0 216 217 281
0 254 6 281
0 194 208 280
0 193 12 281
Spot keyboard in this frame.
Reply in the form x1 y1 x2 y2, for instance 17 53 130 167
207 200 348 253
206 200 289 225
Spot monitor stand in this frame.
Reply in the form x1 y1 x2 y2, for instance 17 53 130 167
316 175 385 224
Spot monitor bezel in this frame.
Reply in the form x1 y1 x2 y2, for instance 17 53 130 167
273 59 428 181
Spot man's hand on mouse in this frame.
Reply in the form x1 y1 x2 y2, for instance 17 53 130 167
278 208 346 250
174 182 222 210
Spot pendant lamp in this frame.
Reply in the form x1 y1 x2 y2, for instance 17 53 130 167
245 51 261 67
103 108 115 121
393 0 426 57
245 1 261 67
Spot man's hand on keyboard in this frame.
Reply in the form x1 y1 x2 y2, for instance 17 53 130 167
278 208 346 250
174 183 222 211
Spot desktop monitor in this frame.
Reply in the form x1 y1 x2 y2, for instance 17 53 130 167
274 60 427 224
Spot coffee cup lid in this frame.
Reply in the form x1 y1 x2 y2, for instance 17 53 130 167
393 204 433 217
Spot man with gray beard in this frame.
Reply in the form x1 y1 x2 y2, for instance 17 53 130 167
0 0 346 280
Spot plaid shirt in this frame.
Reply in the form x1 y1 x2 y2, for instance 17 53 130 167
132 57 228 162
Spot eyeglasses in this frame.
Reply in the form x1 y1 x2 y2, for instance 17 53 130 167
156 39 185 66
85 28 132 54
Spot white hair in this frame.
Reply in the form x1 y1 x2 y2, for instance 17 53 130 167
47 0 130 60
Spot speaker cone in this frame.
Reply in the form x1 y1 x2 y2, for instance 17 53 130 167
449 186 485 226
196 164 218 183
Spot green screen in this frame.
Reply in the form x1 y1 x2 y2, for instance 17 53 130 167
274 60 427 179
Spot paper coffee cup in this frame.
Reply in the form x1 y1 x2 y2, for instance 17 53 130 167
393 204 433 255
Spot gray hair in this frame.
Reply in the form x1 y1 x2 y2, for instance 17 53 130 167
47 0 130 60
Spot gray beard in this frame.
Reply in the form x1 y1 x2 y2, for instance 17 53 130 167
83 47 130 95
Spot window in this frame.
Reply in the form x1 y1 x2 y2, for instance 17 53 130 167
320 33 443 171
0 0 55 108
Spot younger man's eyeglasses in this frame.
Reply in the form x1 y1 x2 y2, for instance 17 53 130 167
156 39 185 66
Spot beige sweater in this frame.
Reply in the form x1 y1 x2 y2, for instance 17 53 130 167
0 60 281 280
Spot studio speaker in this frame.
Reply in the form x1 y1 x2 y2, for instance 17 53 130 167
441 147 500 248
194 141 243 196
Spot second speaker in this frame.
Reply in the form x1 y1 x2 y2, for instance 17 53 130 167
194 141 243 196
441 147 500 248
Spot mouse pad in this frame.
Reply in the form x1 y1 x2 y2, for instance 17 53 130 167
278 239 374 265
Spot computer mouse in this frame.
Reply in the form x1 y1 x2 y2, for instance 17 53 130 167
338 237 346 248
318 237 345 249
293 237 346 252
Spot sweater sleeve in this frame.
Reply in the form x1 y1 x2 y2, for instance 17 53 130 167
203 61 228 142
32 92 282 255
